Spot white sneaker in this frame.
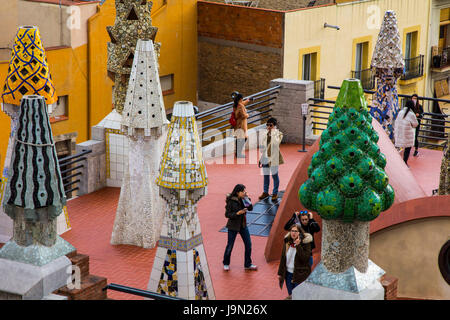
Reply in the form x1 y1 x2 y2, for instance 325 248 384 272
223 265 230 271
245 264 258 271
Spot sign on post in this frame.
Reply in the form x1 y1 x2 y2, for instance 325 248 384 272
301 103 309 116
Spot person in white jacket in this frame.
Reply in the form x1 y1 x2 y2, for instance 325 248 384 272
258 117 284 201
394 100 419 166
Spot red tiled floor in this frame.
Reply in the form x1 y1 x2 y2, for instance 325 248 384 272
406 147 443 196
60 143 443 300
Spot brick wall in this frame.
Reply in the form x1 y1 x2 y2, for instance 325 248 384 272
198 2 284 48
198 40 282 103
207 0 334 11
198 1 284 103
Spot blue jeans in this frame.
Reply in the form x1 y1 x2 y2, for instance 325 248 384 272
285 272 299 296
263 165 279 195
223 226 252 268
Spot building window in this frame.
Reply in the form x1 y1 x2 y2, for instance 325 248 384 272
438 240 450 285
160 74 174 95
352 39 373 90
302 54 311 80
354 42 369 72
301 51 318 81
49 95 68 123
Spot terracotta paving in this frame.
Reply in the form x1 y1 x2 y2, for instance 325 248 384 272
60 143 443 300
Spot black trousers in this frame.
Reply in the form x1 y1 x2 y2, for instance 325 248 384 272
414 120 421 150
403 147 412 164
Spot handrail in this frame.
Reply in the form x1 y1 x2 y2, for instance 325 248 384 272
328 85 450 103
103 283 184 300
196 86 281 119
401 55 424 80
59 149 92 165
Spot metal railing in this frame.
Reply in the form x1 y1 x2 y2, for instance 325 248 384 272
103 283 184 300
402 55 424 81
195 86 281 145
58 149 92 199
314 78 325 100
309 86 450 149
351 68 376 90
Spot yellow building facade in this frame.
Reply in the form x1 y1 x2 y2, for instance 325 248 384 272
0 0 198 175
284 0 430 98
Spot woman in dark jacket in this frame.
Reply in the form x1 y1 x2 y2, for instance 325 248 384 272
223 184 257 271
277 224 312 299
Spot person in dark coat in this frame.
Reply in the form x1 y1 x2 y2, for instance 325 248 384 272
277 224 312 299
411 94 424 157
284 210 320 266
223 184 258 271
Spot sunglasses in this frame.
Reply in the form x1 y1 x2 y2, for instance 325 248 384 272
266 123 274 127
299 210 309 216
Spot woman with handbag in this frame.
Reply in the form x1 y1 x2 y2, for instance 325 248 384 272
232 92 251 158
277 224 312 299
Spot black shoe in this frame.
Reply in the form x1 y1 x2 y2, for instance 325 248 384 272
413 150 419 157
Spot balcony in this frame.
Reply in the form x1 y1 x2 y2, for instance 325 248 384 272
431 46 450 73
314 78 325 100
351 68 376 90
401 55 424 81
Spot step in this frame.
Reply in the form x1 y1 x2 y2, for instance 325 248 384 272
69 254 90 280
42 293 68 300
54 274 107 300
66 250 78 259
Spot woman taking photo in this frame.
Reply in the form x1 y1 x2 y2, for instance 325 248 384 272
277 224 312 299
223 184 258 271
232 92 251 158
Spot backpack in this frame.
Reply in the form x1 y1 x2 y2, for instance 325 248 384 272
229 109 237 128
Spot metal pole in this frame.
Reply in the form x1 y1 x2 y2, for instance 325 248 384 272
298 115 307 152
299 103 308 152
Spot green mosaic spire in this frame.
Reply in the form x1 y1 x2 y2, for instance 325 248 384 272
299 79 394 223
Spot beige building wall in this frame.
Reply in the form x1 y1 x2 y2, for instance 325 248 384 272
283 0 431 100
0 1 18 61
17 1 72 48
0 0 97 60
70 3 99 49
370 217 450 300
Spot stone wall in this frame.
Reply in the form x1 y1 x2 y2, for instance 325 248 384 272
198 40 283 103
269 79 314 144
198 1 284 103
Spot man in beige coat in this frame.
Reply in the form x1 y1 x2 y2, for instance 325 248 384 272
258 117 284 201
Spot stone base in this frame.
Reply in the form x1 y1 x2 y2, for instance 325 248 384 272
0 256 72 300
0 236 75 266
293 260 385 300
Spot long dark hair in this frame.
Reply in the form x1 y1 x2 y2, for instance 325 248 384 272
403 100 414 118
232 91 243 109
286 224 305 250
230 184 246 198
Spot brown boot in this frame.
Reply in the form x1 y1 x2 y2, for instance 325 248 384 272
258 192 269 200
271 194 278 201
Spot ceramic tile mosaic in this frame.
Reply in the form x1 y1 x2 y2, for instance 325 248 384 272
157 249 178 297
148 101 214 299
2 26 57 105
193 249 208 300
106 0 160 113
